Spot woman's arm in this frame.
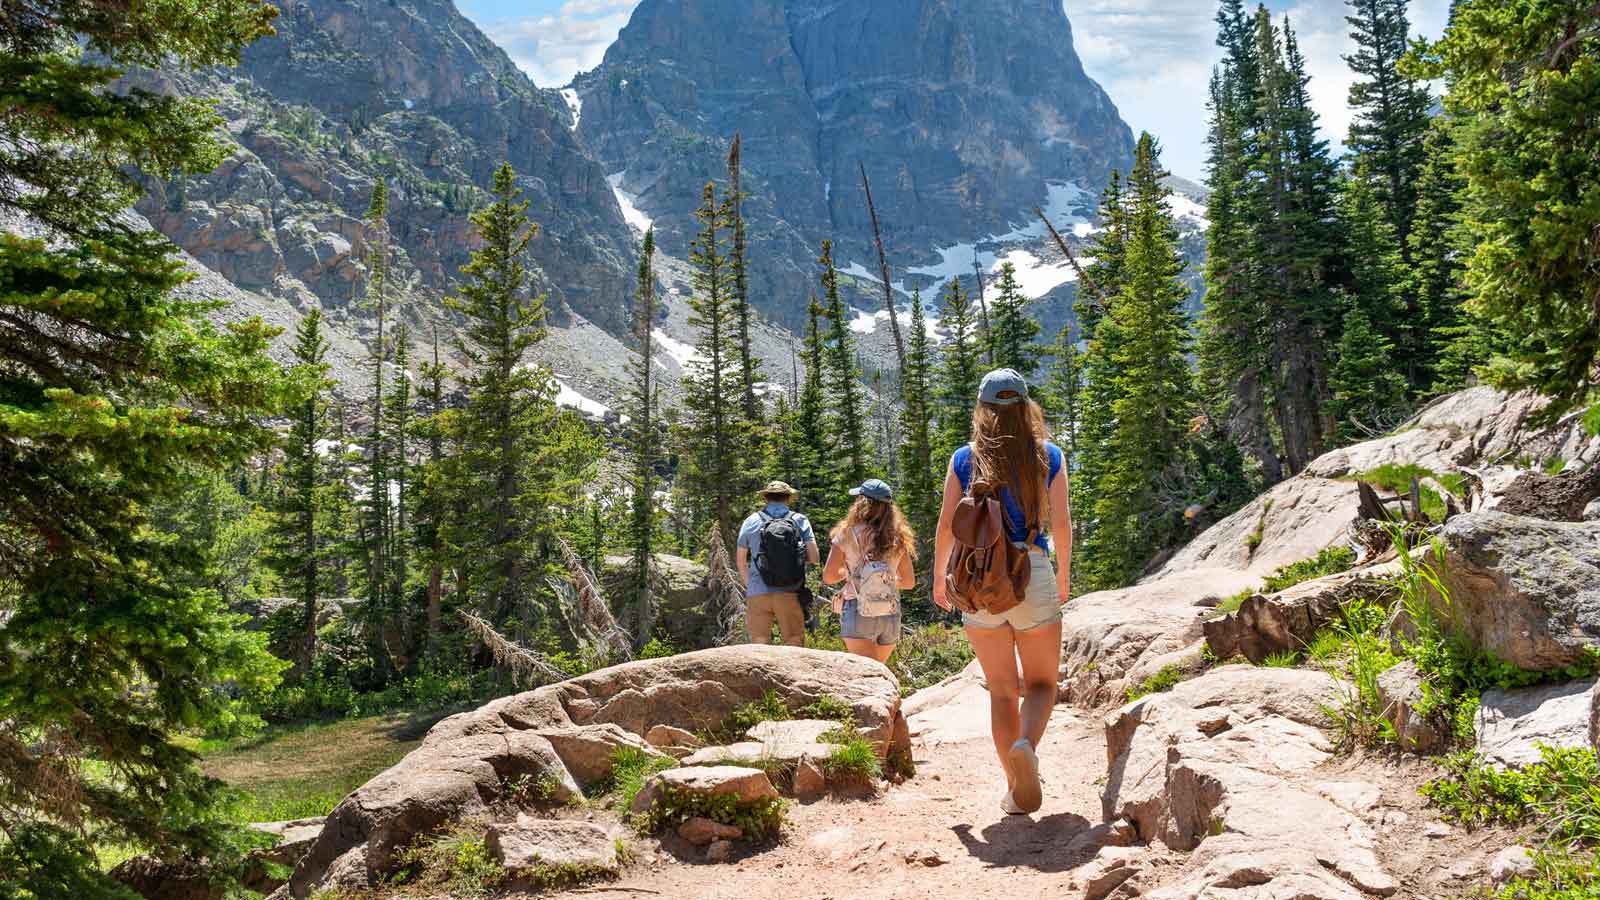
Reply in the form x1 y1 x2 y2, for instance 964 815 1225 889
1048 467 1072 603
931 460 963 610
821 531 849 585
895 547 915 590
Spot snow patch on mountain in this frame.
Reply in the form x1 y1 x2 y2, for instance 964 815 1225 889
607 171 653 234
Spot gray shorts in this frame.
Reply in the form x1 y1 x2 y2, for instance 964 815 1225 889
841 600 901 646
962 547 1062 632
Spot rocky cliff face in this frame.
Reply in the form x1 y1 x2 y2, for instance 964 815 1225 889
573 0 1135 330
133 0 640 345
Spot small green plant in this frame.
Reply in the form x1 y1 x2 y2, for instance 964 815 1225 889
395 823 504 898
1125 665 1186 703
1312 598 1399 749
1261 651 1301 669
603 746 675 812
818 724 883 784
1214 587 1254 618
501 772 571 808
1340 463 1466 523
1245 500 1273 551
1544 456 1568 476
638 637 679 659
1261 545 1356 592
721 690 793 736
1422 746 1600 843
1498 848 1600 900
889 624 977 695
796 694 857 724
637 786 786 840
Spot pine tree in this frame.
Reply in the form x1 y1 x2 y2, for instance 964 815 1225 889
1405 118 1476 393
627 229 659 644
451 163 572 622
676 183 747 548
323 400 361 598
1042 323 1082 468
987 262 1043 376
1409 0 1600 423
726 136 762 426
359 177 394 679
385 321 413 614
897 288 939 587
790 296 835 525
413 327 452 660
269 309 333 672
933 276 983 465
0 1 288 886
1344 0 1433 254
1079 134 1198 591
1327 303 1407 442
818 240 869 486
1338 168 1405 357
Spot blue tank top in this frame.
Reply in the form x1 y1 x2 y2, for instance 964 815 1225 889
952 442 1064 551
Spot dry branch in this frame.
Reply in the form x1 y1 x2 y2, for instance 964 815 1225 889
459 611 568 687
556 536 633 663
1036 206 1108 315
859 161 908 382
703 523 746 646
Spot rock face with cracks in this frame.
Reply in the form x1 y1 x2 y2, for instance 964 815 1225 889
1102 667 1398 898
286 646 903 895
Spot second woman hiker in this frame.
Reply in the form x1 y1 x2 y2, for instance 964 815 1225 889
932 368 1071 817
821 479 917 663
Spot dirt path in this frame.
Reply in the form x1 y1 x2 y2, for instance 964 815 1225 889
548 706 1160 900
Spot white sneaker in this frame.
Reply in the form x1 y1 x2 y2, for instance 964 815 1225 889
1000 790 1026 815
1007 738 1043 813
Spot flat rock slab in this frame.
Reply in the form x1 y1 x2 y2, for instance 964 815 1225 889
682 740 839 769
746 718 842 745
1476 678 1597 767
631 765 779 815
486 816 618 873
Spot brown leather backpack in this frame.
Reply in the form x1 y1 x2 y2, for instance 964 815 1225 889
944 483 1033 615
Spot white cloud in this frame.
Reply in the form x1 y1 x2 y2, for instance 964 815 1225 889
483 0 634 87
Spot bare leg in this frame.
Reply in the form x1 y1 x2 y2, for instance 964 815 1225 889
965 623 1022 783
844 637 885 661
870 642 895 664
1013 620 1064 748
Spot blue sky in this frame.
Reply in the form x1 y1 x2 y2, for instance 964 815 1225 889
457 0 1453 181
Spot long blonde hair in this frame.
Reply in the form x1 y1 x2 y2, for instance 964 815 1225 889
968 398 1051 529
830 496 918 562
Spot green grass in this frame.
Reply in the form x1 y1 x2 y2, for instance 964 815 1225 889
603 746 675 812
197 714 427 823
1214 587 1254 618
1339 463 1466 523
1262 546 1356 592
818 725 883 784
1245 499 1273 551
1261 651 1301 669
636 786 786 840
1311 598 1400 749
1125 665 1186 703
1545 456 1568 476
393 820 504 898
710 690 857 744
890 624 976 695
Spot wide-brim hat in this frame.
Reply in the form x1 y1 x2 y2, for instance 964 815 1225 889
760 480 796 498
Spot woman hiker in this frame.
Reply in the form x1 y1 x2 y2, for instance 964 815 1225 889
821 479 917 663
932 368 1072 816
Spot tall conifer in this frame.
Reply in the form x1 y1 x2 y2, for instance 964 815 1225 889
818 240 869 486
933 277 982 465
627 229 659 643
1344 0 1433 254
988 262 1042 376
270 309 332 671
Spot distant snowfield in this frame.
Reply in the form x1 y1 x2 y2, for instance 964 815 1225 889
560 88 582 130
607 171 653 234
651 328 702 368
1168 194 1212 233
995 249 1079 297
554 376 614 419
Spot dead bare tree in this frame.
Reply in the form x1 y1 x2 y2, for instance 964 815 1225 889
1036 206 1108 315
859 162 908 383
552 536 633 664
703 523 746 646
459 611 569 688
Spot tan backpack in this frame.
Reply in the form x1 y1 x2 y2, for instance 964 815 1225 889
944 483 1033 615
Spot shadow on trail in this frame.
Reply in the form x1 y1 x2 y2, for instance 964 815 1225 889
951 812 1096 873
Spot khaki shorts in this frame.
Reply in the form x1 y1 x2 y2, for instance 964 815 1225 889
747 591 805 646
962 547 1062 632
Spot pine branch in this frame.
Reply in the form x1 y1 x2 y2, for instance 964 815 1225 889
458 611 568 688
1036 206 1109 314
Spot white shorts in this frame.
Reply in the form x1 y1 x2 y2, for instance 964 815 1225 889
962 547 1062 632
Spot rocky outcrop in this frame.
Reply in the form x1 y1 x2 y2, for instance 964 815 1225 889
287 646 903 895
1102 667 1397 898
1434 512 1600 671
1203 562 1400 664
574 0 1133 329
1474 678 1598 768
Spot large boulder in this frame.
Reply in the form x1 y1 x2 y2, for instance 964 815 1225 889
484 816 619 877
1203 561 1400 664
287 646 902 896
1434 512 1600 671
1475 678 1598 768
602 553 712 649
1103 666 1397 898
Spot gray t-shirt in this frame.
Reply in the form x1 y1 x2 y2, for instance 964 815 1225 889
737 503 815 597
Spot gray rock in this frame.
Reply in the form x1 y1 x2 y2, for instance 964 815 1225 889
1377 661 1448 754
1203 562 1400 664
1475 678 1597 768
1436 512 1600 671
1591 681 1600 755
631 765 780 816
793 755 827 801
1489 846 1536 886
677 816 742 846
1585 498 1600 521
485 816 618 875
705 838 737 863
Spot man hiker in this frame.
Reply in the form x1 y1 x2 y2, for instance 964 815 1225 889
735 481 820 646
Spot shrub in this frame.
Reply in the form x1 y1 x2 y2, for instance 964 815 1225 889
1125 665 1185 703
394 823 503 898
1312 598 1400 749
638 637 679 659
712 691 856 743
1422 746 1600 843
1341 463 1466 523
889 624 975 695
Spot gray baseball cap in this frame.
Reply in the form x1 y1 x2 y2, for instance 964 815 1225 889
848 478 893 501
978 368 1029 405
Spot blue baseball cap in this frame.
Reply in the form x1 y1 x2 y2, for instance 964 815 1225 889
978 368 1029 405
848 478 893 501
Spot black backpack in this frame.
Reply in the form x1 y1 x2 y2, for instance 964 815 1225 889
753 511 807 590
